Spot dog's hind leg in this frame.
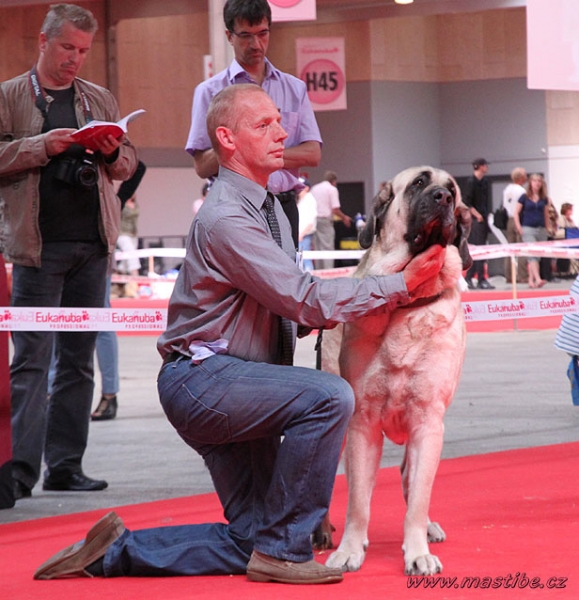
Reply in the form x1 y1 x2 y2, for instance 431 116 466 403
326 416 383 572
400 422 445 576
311 512 336 550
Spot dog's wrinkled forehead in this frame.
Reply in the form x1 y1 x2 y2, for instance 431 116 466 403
359 165 465 251
394 167 458 207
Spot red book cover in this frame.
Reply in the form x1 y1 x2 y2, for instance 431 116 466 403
70 109 145 151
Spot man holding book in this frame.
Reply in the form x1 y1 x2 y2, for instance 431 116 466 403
0 3 138 501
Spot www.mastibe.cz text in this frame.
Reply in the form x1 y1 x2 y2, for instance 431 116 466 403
407 572 568 590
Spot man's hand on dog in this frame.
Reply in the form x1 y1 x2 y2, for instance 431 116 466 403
402 244 446 299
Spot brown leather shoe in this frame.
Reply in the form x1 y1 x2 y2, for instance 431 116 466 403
246 550 343 584
33 511 125 579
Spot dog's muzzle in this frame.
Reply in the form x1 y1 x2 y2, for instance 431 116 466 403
405 187 455 255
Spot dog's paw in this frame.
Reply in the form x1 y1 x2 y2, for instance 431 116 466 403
427 521 446 543
404 553 443 576
326 547 366 572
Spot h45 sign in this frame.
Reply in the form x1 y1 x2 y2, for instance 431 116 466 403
269 0 316 22
297 38 346 111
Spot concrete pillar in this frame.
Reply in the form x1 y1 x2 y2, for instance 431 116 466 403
208 0 232 75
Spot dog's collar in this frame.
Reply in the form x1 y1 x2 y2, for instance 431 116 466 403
400 293 442 309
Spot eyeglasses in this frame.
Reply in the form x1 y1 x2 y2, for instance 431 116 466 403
229 29 270 42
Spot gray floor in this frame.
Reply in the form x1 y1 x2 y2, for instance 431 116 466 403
2 274 579 524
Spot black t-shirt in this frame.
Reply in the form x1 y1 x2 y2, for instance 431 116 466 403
39 87 100 242
464 175 491 218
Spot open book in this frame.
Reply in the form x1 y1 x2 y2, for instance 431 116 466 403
71 109 146 151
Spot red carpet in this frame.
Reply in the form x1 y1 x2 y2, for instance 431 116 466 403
1 442 577 599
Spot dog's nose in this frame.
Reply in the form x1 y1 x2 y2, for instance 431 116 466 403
434 188 453 205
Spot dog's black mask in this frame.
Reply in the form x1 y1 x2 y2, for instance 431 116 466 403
404 171 456 255
359 169 473 271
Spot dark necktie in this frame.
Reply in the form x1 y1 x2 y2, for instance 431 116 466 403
263 194 294 366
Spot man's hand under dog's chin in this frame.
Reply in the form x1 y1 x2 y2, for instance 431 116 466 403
402 244 446 298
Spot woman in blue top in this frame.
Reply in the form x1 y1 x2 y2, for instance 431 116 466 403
514 173 555 288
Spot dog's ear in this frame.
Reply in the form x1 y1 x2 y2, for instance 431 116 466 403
453 201 473 271
359 182 394 249
358 211 377 250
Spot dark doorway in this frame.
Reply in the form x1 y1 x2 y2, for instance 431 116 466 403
334 181 365 267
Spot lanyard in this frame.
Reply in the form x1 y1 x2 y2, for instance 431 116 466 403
28 65 94 123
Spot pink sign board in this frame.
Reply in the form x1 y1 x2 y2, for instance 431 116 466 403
296 37 347 111
527 0 579 90
268 0 316 22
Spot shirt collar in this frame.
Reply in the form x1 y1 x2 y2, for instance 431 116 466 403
227 58 281 85
218 167 268 210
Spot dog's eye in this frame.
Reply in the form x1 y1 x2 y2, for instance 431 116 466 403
414 178 425 187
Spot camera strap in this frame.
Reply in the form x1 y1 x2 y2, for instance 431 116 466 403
28 65 94 123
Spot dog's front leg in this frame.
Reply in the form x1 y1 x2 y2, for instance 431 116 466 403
401 421 445 576
326 415 383 572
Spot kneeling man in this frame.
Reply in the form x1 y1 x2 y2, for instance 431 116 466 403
34 84 445 585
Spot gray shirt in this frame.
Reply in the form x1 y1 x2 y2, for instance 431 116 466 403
157 167 409 365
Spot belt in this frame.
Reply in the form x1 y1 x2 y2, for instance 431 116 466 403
276 190 296 203
162 351 188 366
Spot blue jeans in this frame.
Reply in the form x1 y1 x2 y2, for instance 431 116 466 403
299 234 314 271
47 275 119 396
95 276 119 395
10 241 108 488
103 354 354 576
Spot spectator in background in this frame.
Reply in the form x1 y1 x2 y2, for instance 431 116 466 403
0 3 138 500
92 160 147 422
541 201 560 283
311 171 351 270
297 178 317 271
192 182 210 218
514 172 555 289
558 203 576 230
464 158 495 290
554 202 577 279
90 275 120 421
186 0 322 249
502 167 527 283
116 195 140 279
115 161 146 282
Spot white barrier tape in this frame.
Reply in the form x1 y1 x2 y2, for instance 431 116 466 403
112 244 579 278
0 307 166 331
462 295 577 322
470 239 579 261
114 248 365 261
113 238 579 263
111 267 356 288
0 295 575 331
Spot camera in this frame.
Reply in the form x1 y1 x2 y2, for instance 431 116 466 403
53 149 98 189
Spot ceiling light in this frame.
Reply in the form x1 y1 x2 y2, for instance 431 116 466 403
395 0 414 4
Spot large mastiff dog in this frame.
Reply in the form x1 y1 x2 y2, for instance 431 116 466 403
322 166 472 576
